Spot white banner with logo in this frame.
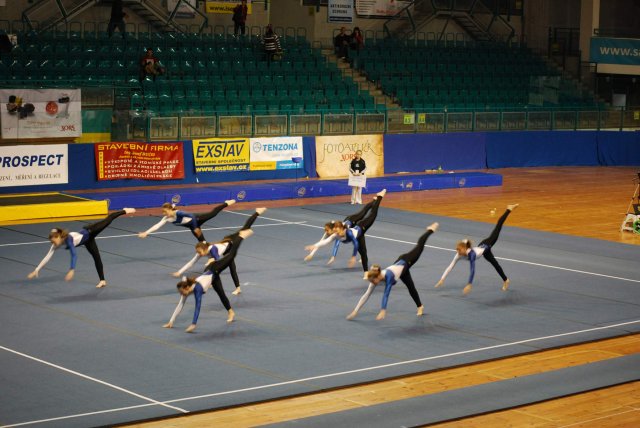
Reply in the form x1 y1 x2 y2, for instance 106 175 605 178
1 88 82 139
328 0 354 23
0 144 68 187
250 137 304 171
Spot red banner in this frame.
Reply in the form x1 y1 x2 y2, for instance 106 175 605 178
95 142 185 181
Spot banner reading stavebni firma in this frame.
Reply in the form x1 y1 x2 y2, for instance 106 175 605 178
0 88 82 139
95 142 185 181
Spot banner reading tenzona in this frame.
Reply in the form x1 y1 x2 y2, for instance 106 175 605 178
250 137 303 171
0 144 68 187
192 137 250 172
95 142 184 181
0 88 81 139
315 135 384 178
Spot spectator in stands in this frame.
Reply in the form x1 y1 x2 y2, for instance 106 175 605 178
334 27 350 60
349 27 364 52
139 48 165 81
107 0 127 39
232 0 248 36
261 24 281 63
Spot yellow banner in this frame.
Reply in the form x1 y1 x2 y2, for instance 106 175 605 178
192 137 250 173
315 135 384 178
205 0 253 14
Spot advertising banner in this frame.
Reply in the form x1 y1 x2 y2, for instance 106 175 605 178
0 88 81 139
315 135 384 178
95 142 184 181
0 144 68 187
205 0 252 14
328 0 354 23
192 137 250 173
355 0 411 17
590 37 640 65
249 137 304 171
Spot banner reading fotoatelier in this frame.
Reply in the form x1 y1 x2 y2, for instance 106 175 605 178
0 144 68 187
205 0 252 14
192 137 250 173
315 135 384 178
0 88 81 139
95 142 185 181
250 137 303 171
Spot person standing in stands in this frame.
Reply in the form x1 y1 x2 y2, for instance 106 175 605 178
350 27 364 52
107 0 127 39
232 0 248 36
349 149 366 205
261 24 281 63
334 27 350 60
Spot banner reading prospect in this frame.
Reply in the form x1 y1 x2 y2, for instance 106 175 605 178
95 142 185 181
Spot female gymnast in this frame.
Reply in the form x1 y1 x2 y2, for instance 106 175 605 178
324 189 386 271
435 204 518 295
172 207 266 296
303 198 376 262
347 223 438 321
27 208 136 288
163 228 253 332
138 200 235 242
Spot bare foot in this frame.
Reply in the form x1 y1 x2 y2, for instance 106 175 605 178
123 207 136 214
238 229 253 239
428 222 439 232
227 309 235 323
463 284 473 295
96 280 107 288
377 189 387 198
502 279 510 291
225 199 236 206
416 305 424 316
232 287 242 295
507 203 519 211
256 207 267 215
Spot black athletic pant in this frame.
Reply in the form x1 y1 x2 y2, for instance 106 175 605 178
354 195 383 271
204 233 246 310
344 199 374 226
221 211 260 288
479 208 512 281
394 229 434 308
82 210 126 281
191 202 229 242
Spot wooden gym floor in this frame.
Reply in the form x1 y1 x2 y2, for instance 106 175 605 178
124 166 640 427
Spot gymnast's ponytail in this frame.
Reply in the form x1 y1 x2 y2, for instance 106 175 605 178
48 228 69 240
367 264 382 281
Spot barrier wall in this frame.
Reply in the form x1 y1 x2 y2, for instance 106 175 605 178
1 131 638 195
384 133 487 172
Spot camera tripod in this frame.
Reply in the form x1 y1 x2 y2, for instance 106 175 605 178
620 174 640 232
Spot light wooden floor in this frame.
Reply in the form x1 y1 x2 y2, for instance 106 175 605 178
123 166 640 427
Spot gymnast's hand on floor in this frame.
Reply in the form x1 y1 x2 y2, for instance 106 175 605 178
65 270 75 281
27 270 38 279
347 256 357 268
138 232 148 239
171 271 181 278
185 324 196 333
376 309 386 320
163 322 173 328
435 279 444 288
327 256 335 265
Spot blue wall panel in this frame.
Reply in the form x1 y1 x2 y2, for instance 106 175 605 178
384 133 487 173
597 131 640 166
485 131 601 168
